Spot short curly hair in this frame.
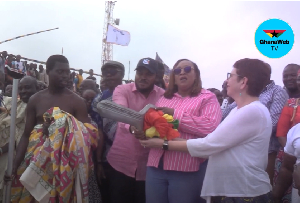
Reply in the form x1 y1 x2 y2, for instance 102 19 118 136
234 58 270 97
46 55 69 72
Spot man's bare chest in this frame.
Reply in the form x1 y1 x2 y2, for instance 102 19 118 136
35 97 75 124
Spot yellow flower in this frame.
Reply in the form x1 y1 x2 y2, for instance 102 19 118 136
145 126 160 138
163 114 174 122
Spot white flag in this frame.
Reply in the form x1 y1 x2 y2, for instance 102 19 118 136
106 24 130 46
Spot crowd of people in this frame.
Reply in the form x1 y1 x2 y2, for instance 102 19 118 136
0 52 50 93
0 50 300 203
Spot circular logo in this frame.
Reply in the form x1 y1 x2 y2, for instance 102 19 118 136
255 18 294 58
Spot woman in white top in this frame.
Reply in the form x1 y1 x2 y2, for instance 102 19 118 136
273 123 300 203
140 58 272 203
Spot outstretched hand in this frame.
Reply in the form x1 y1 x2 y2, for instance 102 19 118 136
139 138 164 149
130 126 146 140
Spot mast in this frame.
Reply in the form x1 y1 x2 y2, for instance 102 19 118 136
101 1 116 66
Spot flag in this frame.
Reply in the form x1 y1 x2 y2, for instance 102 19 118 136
155 52 170 75
263 30 286 38
106 24 130 46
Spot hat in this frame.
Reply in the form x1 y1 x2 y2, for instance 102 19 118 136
135 58 158 74
102 61 125 72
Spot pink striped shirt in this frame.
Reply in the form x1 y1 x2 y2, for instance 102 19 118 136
107 83 165 180
147 89 222 171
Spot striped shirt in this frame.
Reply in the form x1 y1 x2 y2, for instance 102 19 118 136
107 83 165 180
147 89 222 171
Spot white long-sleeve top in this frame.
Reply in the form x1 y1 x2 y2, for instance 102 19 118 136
187 101 272 201
285 123 300 164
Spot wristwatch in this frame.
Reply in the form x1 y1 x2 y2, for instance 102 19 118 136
162 140 168 150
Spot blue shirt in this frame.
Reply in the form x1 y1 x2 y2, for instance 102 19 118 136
90 90 113 129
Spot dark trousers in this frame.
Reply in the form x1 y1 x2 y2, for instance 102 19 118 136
102 162 145 203
211 192 272 203
99 162 111 203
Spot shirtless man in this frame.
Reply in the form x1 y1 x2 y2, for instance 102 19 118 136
11 55 90 179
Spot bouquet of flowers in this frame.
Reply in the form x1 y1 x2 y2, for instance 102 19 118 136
144 108 180 140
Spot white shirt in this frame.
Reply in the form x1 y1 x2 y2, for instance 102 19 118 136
284 124 300 203
284 123 300 164
187 101 272 201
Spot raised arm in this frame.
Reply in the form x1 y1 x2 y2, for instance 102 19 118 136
173 93 222 137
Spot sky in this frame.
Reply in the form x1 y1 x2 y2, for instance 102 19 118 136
1 1 300 89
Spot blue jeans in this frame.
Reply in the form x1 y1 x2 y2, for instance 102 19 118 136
146 160 208 203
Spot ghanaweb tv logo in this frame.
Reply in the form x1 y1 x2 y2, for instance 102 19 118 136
255 19 294 58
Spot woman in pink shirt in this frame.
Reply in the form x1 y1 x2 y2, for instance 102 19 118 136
142 59 222 203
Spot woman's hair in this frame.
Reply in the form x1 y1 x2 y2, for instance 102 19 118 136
207 88 220 93
164 59 202 99
234 58 270 97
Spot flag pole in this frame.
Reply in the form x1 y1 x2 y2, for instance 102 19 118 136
4 78 19 203
0 27 59 44
62 47 63 55
128 61 130 80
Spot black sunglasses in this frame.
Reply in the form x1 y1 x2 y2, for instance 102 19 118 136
173 66 193 75
102 69 122 76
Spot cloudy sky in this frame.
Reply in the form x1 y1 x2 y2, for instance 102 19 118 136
1 1 299 89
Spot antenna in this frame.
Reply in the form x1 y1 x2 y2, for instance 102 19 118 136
101 1 120 66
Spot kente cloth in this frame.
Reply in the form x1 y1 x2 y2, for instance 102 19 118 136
10 107 98 203
0 97 27 201
0 96 27 147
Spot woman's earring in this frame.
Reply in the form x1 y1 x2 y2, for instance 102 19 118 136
239 93 242 96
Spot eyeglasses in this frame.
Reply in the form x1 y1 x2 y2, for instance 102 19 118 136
102 69 122 76
227 73 243 80
173 66 193 75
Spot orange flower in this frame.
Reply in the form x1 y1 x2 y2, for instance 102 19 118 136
144 108 180 140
